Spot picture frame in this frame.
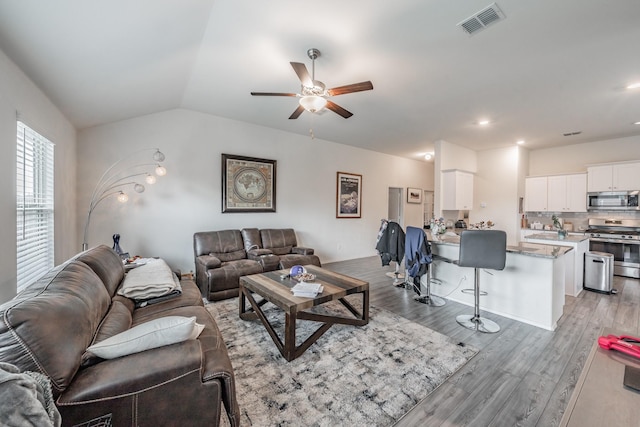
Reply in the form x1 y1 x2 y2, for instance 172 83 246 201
407 187 422 204
222 154 276 213
336 172 362 218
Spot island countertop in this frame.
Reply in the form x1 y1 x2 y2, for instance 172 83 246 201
524 233 590 243
429 232 573 259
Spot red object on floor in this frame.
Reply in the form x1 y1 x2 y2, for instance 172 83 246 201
598 334 640 359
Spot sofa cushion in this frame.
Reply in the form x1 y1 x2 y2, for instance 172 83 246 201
193 230 245 258
81 300 134 367
0 261 111 396
260 229 298 254
86 316 204 360
75 245 125 297
241 228 262 251
213 249 246 263
94 300 133 343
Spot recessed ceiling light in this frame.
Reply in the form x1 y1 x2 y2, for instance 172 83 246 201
478 119 490 126
627 82 640 89
634 121 640 125
516 140 525 145
424 153 433 160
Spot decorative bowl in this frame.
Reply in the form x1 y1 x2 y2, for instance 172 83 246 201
294 273 316 282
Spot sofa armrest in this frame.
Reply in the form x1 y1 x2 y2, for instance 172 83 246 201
196 255 222 269
61 306 239 427
247 248 273 258
291 247 314 255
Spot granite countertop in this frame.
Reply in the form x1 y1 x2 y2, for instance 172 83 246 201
429 232 573 259
524 233 590 243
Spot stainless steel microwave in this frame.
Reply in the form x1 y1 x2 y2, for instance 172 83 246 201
587 191 639 211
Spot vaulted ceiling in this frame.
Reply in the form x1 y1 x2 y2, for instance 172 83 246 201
0 0 639 161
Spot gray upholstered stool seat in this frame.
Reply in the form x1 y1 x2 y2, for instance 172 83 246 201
455 229 507 333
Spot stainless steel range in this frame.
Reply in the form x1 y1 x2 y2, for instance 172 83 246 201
586 218 640 278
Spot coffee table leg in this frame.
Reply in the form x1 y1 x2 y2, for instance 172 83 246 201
239 283 246 317
363 289 370 323
284 312 296 362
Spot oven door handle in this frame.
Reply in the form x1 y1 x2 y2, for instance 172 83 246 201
589 237 640 245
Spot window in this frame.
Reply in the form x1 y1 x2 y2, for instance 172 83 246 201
16 121 54 291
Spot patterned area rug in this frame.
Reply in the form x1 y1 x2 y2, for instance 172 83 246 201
208 297 477 427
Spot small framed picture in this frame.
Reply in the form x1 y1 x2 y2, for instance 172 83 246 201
336 172 362 218
407 187 422 204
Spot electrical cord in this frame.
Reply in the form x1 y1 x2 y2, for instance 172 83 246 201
431 274 466 298
428 259 467 298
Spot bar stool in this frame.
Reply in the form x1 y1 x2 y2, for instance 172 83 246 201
415 254 446 306
455 229 506 333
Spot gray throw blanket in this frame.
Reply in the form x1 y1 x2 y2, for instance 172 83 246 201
118 258 181 300
0 362 61 426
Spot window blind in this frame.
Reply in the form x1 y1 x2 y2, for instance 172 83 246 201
16 120 54 291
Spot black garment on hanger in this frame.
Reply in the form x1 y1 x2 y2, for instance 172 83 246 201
375 222 405 266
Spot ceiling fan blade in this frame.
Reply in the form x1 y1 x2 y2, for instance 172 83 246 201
327 81 374 96
326 101 353 119
289 105 305 119
251 92 297 97
290 62 313 87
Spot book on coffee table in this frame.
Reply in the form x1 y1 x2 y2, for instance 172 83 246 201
291 282 323 298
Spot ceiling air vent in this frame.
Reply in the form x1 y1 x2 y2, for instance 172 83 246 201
458 3 506 36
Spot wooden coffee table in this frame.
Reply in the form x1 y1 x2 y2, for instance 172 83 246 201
239 265 369 361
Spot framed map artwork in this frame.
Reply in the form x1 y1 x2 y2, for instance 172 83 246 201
222 154 276 213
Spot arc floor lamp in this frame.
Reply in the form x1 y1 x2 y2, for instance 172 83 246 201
82 148 167 251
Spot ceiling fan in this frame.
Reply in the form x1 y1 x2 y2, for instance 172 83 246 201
250 48 373 119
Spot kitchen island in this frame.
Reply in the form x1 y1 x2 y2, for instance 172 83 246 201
523 232 590 297
427 233 572 331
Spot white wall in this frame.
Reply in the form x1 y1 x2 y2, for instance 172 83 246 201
0 49 77 303
470 146 523 244
77 109 433 275
434 140 477 217
529 135 640 175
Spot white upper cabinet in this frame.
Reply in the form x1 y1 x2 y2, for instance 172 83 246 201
525 176 548 212
526 174 587 213
547 174 587 212
588 162 640 192
442 170 473 210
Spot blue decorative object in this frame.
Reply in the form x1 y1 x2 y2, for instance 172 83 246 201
112 234 123 255
289 265 306 277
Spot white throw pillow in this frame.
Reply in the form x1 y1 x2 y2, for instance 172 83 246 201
87 316 204 359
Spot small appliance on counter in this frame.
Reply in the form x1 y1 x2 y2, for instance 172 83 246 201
455 220 467 229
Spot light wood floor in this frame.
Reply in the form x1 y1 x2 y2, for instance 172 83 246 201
324 256 640 427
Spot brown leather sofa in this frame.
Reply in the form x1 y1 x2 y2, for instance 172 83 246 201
0 245 239 427
243 228 320 269
194 228 321 301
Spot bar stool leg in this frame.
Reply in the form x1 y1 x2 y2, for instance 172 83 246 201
415 264 445 306
456 268 500 333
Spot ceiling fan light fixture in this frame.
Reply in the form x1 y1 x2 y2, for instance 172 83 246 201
299 95 327 113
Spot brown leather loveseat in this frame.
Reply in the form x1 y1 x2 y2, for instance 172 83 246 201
0 245 239 427
194 228 321 301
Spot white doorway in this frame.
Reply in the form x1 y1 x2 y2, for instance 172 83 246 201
388 187 403 226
